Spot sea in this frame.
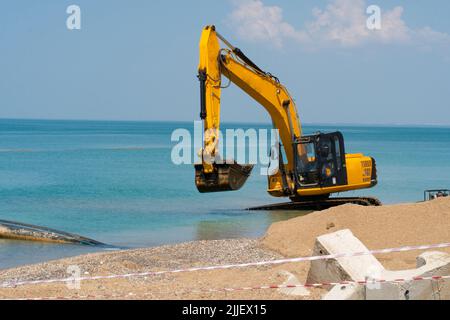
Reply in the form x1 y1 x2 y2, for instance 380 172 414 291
1 119 449 269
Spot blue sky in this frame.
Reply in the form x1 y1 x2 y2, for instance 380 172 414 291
1 0 450 125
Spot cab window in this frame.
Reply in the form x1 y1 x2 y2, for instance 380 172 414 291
334 136 342 170
297 142 317 173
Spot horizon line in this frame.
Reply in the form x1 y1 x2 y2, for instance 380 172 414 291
1 117 450 128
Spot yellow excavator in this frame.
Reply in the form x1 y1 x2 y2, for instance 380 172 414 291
195 26 380 210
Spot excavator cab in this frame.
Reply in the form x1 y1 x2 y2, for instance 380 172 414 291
295 132 348 188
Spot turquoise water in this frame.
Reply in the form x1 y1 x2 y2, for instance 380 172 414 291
1 119 450 269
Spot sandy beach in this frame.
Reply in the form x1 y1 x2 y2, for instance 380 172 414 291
0 197 449 300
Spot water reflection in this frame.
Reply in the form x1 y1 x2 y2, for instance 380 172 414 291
195 210 311 240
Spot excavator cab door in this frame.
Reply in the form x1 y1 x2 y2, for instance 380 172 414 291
295 132 348 188
316 132 347 187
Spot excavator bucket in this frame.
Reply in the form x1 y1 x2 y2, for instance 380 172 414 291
195 163 254 193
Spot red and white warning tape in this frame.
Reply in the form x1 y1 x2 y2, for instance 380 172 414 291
3 275 450 300
197 275 450 293
1 242 450 289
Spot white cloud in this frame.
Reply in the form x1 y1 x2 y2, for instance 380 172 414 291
416 27 450 50
307 0 410 46
227 0 308 48
227 0 450 50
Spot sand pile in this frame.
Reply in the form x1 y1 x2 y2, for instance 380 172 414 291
262 197 450 270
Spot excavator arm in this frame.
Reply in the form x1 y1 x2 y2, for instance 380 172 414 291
198 26 301 169
196 25 301 194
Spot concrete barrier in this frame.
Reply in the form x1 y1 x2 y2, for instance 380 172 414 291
306 229 450 300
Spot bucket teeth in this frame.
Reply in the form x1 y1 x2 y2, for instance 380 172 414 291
195 163 254 193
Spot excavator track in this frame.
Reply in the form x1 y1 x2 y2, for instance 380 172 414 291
247 197 382 211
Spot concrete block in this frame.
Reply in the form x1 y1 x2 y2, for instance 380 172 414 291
366 251 450 300
308 229 450 300
307 229 384 285
323 284 364 300
277 271 310 297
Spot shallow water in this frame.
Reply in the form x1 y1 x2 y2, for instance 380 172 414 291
1 119 449 269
